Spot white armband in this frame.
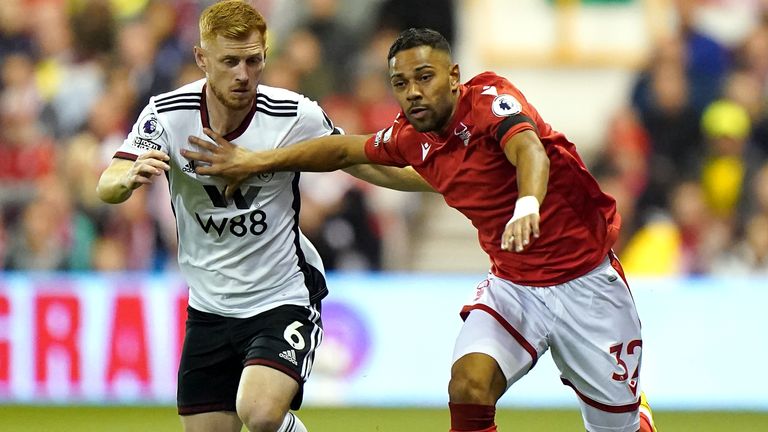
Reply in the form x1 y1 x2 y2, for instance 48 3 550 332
506 195 540 227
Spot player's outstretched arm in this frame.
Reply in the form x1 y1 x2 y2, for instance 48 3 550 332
96 150 171 204
342 165 435 192
183 128 374 198
500 129 550 252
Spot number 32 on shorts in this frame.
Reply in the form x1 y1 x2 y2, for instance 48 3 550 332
610 339 642 394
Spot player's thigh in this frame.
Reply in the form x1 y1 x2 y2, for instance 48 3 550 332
549 258 642 420
237 364 300 415
178 307 243 415
454 278 553 390
181 411 242 432
233 304 323 410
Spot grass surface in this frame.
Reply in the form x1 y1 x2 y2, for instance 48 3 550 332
1 406 767 431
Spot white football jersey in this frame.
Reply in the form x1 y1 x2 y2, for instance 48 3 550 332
115 79 335 318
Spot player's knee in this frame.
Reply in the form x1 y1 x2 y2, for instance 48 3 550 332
448 370 496 405
236 402 285 432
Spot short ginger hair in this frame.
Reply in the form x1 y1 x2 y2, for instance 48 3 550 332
199 0 267 46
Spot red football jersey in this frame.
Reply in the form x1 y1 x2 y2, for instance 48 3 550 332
365 72 620 285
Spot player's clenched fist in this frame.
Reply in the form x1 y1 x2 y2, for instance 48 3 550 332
122 150 171 190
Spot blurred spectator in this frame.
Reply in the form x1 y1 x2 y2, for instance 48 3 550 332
279 28 335 101
631 41 703 218
116 18 174 120
0 53 56 190
299 172 382 271
261 54 302 91
37 174 97 270
734 10 768 85
699 99 757 220
711 214 768 275
299 0 358 93
90 236 128 271
0 0 33 59
375 0 456 46
62 83 133 214
34 1 105 138
721 69 768 156
144 0 187 81
621 180 732 275
5 194 67 270
673 0 731 111
70 0 117 62
174 60 206 88
739 161 768 229
97 187 172 271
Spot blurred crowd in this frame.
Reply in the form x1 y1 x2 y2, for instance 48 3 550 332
1 0 767 276
598 0 768 275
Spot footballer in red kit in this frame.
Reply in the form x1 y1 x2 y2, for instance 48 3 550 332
364 71 621 286
183 28 658 432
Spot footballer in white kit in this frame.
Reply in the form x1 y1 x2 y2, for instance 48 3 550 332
113 79 334 413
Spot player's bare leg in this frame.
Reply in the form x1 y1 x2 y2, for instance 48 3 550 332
448 353 507 432
181 411 243 432
237 365 305 432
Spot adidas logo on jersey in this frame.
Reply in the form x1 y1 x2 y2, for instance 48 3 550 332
279 349 297 365
182 160 196 173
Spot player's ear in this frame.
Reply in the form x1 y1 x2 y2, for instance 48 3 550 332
450 64 460 92
193 46 207 72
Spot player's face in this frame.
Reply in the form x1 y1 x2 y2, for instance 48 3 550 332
196 31 266 111
389 46 460 133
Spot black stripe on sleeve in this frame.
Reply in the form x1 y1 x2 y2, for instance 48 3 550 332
257 99 299 111
256 93 299 105
155 92 202 103
496 114 539 143
255 107 298 117
156 98 201 108
157 105 202 114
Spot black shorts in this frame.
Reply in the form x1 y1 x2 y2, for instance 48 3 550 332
177 303 323 415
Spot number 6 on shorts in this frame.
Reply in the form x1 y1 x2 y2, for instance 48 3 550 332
284 321 306 350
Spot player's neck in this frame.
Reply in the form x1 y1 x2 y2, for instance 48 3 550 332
434 88 462 138
205 87 254 136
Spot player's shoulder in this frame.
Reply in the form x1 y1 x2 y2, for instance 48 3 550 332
463 72 528 125
255 84 311 118
149 79 205 118
256 84 304 103
464 71 516 94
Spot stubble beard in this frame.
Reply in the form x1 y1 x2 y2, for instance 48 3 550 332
210 82 253 111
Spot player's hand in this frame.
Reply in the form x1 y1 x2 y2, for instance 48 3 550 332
500 196 541 252
121 150 170 190
501 214 540 252
183 128 255 197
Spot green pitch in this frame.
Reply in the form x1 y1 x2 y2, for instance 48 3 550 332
1 406 767 431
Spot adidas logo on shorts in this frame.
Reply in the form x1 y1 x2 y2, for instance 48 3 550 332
279 349 297 365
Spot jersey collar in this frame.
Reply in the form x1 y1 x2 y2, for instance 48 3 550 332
200 84 259 141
